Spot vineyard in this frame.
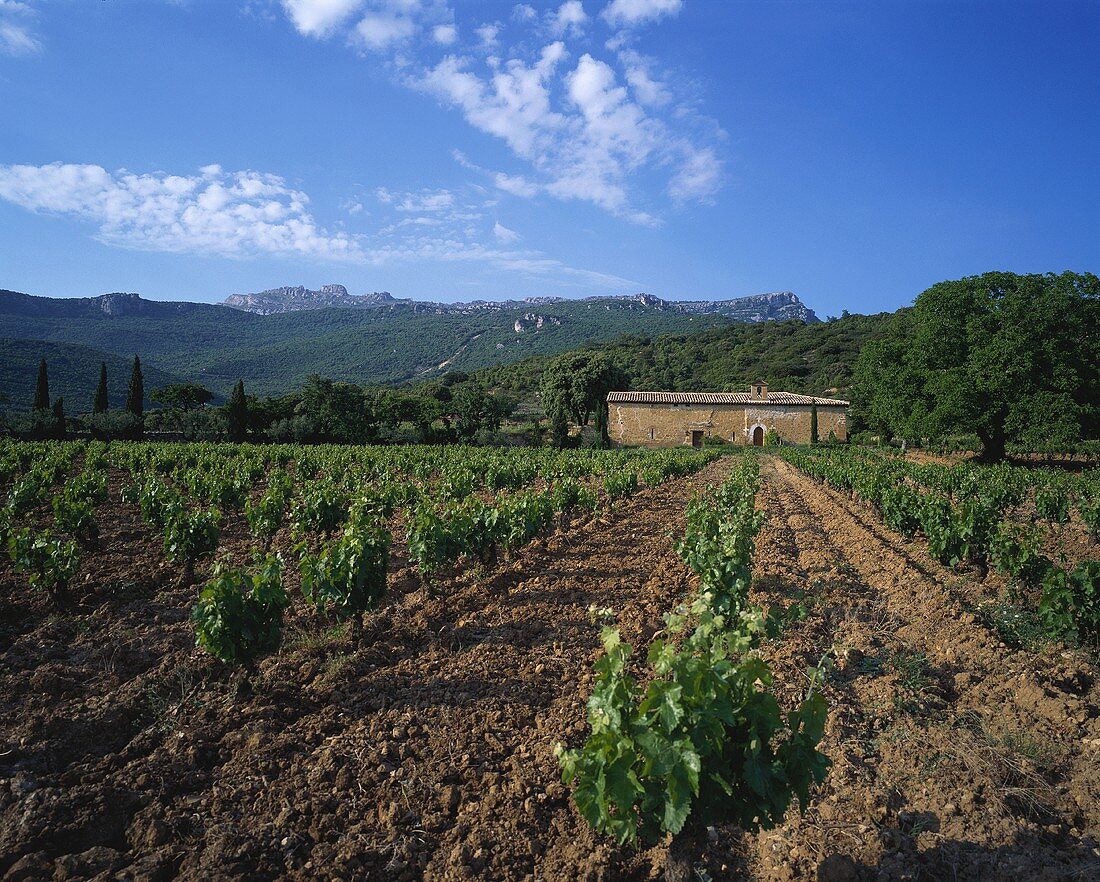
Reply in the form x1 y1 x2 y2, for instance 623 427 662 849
1 440 1098 880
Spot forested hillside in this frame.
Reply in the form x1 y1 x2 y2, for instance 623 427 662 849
0 290 740 403
0 339 186 413
471 311 896 402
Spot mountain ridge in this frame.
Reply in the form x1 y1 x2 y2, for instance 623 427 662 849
220 285 821 323
0 286 821 402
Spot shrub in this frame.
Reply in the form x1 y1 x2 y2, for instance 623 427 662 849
192 554 288 665
989 523 1051 589
124 476 182 530
1035 482 1071 527
8 528 80 606
920 494 961 566
1038 561 1100 645
604 469 638 503
557 626 829 856
551 478 598 518
1077 493 1100 543
879 484 922 537
7 474 46 516
85 409 144 441
406 502 463 589
163 505 221 585
51 470 107 547
558 456 828 876
290 483 349 538
299 522 389 620
951 496 998 569
497 491 554 554
52 492 99 548
245 471 293 547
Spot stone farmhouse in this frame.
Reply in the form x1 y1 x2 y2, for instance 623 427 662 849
607 383 849 447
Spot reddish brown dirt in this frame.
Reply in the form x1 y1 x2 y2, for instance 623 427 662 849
3 455 1098 882
0 459 732 882
710 457 1100 882
902 450 964 466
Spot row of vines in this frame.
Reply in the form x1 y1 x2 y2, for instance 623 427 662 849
779 446 1100 646
558 456 829 879
0 439 723 667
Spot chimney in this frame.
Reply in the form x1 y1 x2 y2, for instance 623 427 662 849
750 381 768 401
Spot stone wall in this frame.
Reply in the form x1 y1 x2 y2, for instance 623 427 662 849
608 401 847 447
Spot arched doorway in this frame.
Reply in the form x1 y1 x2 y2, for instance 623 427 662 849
752 425 764 446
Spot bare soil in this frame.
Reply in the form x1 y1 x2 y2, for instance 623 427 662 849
2 455 1098 882
0 460 729 882
722 458 1100 881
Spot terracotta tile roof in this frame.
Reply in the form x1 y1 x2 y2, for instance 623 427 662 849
607 390 850 406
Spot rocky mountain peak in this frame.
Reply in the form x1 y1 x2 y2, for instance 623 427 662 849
98 292 145 315
220 284 819 324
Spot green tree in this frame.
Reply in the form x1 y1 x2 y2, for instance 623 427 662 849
34 358 49 411
151 382 214 411
93 362 108 414
449 382 502 441
51 397 66 439
227 379 249 442
810 401 819 445
295 375 380 444
539 351 628 447
126 355 144 419
853 272 1099 459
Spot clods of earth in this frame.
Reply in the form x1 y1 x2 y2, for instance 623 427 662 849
2 457 1099 881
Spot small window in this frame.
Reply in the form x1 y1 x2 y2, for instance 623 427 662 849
649 427 655 440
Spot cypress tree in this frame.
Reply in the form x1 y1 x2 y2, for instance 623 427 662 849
227 379 248 442
810 401 819 445
126 356 144 418
34 358 50 411
94 362 109 414
52 397 65 439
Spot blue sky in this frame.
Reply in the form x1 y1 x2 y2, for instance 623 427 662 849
0 0 1097 317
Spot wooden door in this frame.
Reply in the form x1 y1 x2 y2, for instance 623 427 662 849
752 426 764 446
691 430 703 448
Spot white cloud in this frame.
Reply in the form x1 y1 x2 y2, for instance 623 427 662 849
274 0 722 222
432 22 456 45
356 12 416 49
493 172 540 198
601 0 682 27
367 186 635 288
0 162 636 289
551 53 662 217
492 221 520 243
0 0 41 56
475 23 500 46
379 187 456 212
281 0 363 37
0 162 364 261
421 46 721 222
668 145 721 205
551 1 587 36
420 45 567 158
619 48 669 106
367 237 636 290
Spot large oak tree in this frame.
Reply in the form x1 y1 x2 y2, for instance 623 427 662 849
853 271 1098 460
540 351 628 447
